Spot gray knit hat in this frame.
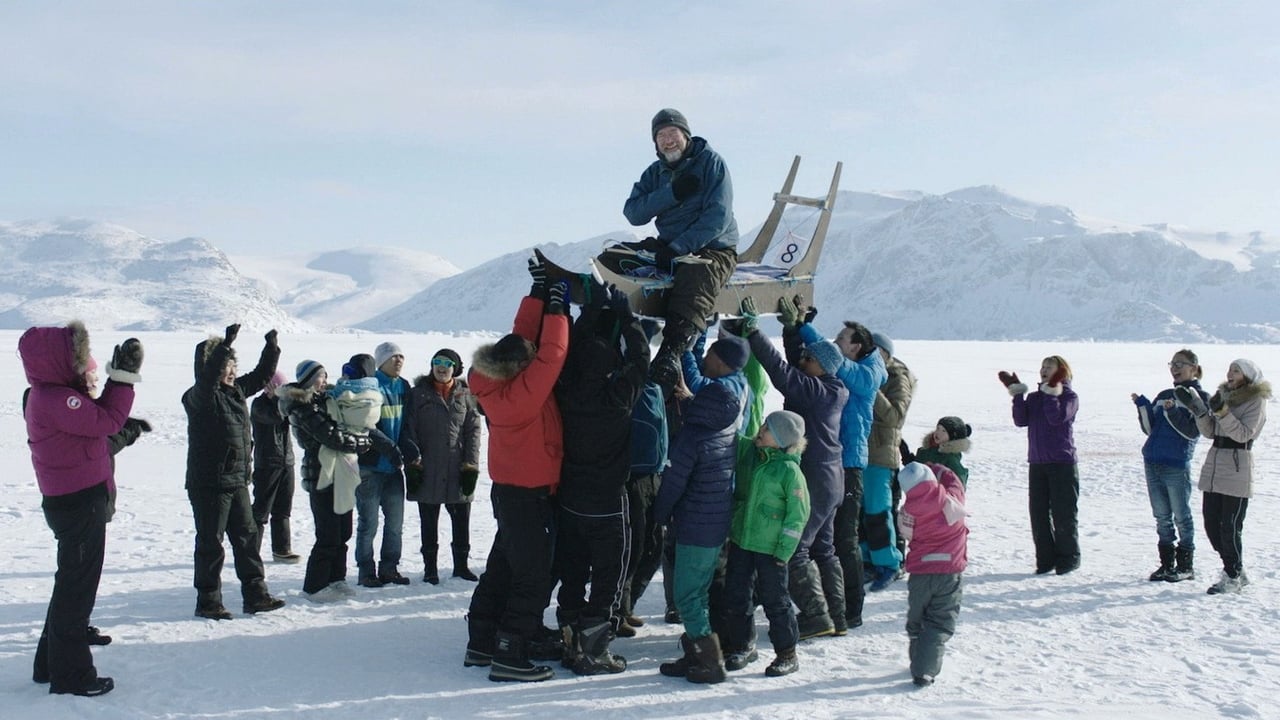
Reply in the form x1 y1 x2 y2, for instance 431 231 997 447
652 108 691 140
765 410 806 450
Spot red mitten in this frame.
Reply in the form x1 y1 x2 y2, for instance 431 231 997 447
998 371 1021 387
1047 367 1067 387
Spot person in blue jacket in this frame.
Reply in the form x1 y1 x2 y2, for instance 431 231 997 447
1131 349 1208 582
602 108 739 392
790 300 886 630
654 336 749 685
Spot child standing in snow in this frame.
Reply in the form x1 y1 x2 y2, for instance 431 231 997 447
896 446 968 688
722 410 811 677
914 416 972 487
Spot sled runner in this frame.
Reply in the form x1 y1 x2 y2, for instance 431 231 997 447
537 155 842 319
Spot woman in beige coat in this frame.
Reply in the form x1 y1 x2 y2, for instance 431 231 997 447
1177 359 1270 595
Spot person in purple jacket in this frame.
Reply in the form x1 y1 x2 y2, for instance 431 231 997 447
999 355 1080 575
19 321 142 698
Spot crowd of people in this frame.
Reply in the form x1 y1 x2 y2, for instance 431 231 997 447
18 108 1269 698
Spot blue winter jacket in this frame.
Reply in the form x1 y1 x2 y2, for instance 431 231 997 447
798 323 886 469
1134 379 1207 468
623 136 738 256
360 370 420 473
653 378 743 548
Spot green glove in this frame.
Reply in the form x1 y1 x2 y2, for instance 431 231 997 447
739 298 760 336
777 295 801 328
459 464 480 496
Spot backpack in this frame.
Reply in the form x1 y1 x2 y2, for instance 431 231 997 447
630 381 669 474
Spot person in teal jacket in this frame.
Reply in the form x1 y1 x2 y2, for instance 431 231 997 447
721 411 811 678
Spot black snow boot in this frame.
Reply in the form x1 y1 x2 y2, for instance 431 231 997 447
270 518 300 562
1149 544 1176 582
463 614 496 667
660 633 696 677
817 557 847 635
686 633 727 685
559 624 582 669
572 620 627 675
649 321 697 391
1170 546 1195 582
765 647 799 677
489 631 554 682
790 560 835 640
723 640 758 672
452 543 478 581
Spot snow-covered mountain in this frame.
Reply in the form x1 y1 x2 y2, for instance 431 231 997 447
6 187 1278 341
233 247 461 331
362 187 1280 342
0 219 309 333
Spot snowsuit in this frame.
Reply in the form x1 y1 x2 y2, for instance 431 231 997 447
467 294 569 645
1195 379 1270 580
746 327 848 637
653 373 743 640
20 322 133 694
278 383 376 594
723 437 811 657
181 334 279 611
406 374 482 578
1011 381 1080 574
898 463 968 683
250 391 296 557
553 302 650 632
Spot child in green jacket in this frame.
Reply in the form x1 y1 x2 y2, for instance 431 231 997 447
721 410 812 677
914 416 972 487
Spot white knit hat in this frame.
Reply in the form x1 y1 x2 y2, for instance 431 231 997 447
374 341 405 370
1231 358 1263 383
898 462 936 495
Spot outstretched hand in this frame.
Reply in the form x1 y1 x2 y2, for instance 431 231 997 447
738 297 760 336
777 295 801 328
264 329 278 348
528 256 547 290
224 324 240 346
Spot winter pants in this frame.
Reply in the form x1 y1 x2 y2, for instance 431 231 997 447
1145 462 1195 550
417 501 471 567
906 572 963 680
597 246 736 333
302 486 353 594
187 485 268 607
723 543 798 654
792 461 842 565
620 472 665 618
468 484 554 638
834 466 866 624
36 483 108 693
862 464 903 570
1202 491 1248 577
1028 462 1080 573
251 462 295 554
355 468 405 578
554 497 631 627
673 543 722 640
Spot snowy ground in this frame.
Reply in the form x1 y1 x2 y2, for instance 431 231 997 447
2 330 1278 719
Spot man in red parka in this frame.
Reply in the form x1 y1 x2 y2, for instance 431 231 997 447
463 256 570 683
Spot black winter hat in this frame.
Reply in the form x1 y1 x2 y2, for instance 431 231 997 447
938 416 972 441
342 353 377 380
432 348 464 378
652 108 691 140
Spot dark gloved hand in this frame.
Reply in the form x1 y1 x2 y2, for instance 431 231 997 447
998 371 1021 388
739 297 760 336
1047 366 1067 388
224 324 240 346
528 256 548 295
899 439 916 466
547 280 570 315
344 434 374 454
607 284 633 320
1208 393 1225 415
264 329 278 348
585 274 609 308
777 295 801 328
125 417 153 434
803 304 819 325
112 338 145 374
1174 385 1209 417
671 173 701 202
459 464 480 496
720 318 744 336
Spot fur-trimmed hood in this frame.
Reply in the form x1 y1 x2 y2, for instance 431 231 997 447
193 335 236 380
19 320 91 387
922 433 971 455
470 342 524 382
1214 379 1273 407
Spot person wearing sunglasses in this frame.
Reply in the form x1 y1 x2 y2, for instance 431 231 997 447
406 349 481 585
1130 349 1208 582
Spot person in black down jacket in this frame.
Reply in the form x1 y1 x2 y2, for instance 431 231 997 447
251 370 299 563
181 324 284 620
552 283 649 676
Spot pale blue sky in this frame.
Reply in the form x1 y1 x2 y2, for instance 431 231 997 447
2 1 1276 268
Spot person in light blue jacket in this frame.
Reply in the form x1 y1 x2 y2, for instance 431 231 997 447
792 301 886 630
